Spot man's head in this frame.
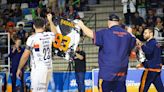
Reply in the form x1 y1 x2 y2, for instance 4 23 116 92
143 27 154 40
15 38 21 47
33 17 45 32
108 14 120 28
148 9 154 16
76 45 80 52
18 24 24 30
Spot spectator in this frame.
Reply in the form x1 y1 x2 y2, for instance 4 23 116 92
9 38 25 92
133 11 145 26
16 24 26 44
74 45 86 92
141 23 147 30
136 26 145 41
154 17 163 39
146 9 156 27
65 6 79 19
122 0 136 25
35 7 45 18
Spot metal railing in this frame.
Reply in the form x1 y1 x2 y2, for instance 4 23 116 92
0 33 10 73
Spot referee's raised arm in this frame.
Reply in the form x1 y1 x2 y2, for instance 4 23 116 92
47 13 57 34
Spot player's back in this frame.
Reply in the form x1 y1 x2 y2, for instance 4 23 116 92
26 32 55 69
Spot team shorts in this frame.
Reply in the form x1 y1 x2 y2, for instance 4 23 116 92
30 68 52 92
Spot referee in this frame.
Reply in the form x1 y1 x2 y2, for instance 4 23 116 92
76 14 136 92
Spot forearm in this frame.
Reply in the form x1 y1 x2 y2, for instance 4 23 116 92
49 20 57 34
75 53 84 60
80 25 94 38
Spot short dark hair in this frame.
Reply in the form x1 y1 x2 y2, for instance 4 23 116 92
145 27 154 36
18 24 24 27
33 17 45 28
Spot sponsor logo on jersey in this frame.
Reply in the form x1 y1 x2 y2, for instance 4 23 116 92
60 19 75 28
34 44 40 51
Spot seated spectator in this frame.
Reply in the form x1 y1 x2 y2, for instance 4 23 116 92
65 6 80 19
154 17 163 39
16 24 26 44
141 22 147 29
146 9 157 27
35 7 45 18
133 11 145 26
136 26 145 41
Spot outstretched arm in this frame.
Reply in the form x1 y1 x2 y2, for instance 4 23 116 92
47 14 57 34
76 20 94 38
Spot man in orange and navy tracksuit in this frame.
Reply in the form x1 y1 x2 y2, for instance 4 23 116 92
136 27 164 92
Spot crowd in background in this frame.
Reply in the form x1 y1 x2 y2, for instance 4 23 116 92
122 0 164 42
0 0 163 46
0 0 163 67
0 0 90 47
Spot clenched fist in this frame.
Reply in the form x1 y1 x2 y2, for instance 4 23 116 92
47 13 53 22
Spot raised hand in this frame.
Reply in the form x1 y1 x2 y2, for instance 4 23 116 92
47 13 53 22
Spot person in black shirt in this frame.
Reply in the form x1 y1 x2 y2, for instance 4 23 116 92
74 45 86 92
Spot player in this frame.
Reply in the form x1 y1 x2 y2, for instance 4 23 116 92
16 14 57 92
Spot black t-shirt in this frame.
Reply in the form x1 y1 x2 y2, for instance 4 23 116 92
74 51 86 72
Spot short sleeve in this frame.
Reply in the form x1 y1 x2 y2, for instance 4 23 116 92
26 36 34 51
94 30 104 46
130 36 136 50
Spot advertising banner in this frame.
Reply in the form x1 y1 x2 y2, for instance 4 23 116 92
92 69 164 92
24 72 92 92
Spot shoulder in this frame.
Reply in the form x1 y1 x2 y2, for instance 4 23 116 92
80 51 86 55
26 34 36 43
44 32 55 36
96 28 108 34
27 34 35 40
148 39 158 46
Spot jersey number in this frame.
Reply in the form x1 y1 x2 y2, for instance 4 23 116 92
43 47 50 60
53 33 71 51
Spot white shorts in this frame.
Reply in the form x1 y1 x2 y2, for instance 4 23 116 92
30 68 52 92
